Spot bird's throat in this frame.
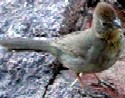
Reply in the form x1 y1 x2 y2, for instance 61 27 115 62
105 29 121 43
95 29 122 43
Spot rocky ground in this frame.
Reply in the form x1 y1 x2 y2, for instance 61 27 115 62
0 0 125 98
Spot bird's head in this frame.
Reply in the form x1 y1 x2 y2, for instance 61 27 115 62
92 2 122 41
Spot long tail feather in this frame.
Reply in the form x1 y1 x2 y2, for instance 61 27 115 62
0 37 52 51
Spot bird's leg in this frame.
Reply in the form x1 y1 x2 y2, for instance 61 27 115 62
76 73 85 89
70 73 84 88
93 73 101 83
92 73 118 95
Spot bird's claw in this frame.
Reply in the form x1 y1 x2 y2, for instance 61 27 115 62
90 79 118 96
84 86 111 98
98 80 118 94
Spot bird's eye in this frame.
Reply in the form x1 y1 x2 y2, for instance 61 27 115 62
101 22 107 26
99 20 107 26
102 22 107 26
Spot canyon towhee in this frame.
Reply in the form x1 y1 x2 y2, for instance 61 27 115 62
0 2 124 93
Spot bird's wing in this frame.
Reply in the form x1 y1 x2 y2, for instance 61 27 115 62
51 29 94 57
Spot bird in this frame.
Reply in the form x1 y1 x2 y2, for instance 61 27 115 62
0 2 124 94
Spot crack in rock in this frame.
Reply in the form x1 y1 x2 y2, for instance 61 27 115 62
42 60 68 98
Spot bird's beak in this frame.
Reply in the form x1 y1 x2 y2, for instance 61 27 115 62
113 19 122 28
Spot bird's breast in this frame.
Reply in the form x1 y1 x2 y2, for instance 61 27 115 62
86 39 122 72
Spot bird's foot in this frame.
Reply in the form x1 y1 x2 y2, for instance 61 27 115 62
84 86 112 98
90 80 118 97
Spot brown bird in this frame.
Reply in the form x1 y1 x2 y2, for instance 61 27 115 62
0 2 124 94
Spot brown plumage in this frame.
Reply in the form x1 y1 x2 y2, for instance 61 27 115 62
95 2 116 18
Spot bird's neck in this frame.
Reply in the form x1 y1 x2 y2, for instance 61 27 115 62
92 28 122 43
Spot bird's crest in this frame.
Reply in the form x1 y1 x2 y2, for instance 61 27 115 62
95 2 116 19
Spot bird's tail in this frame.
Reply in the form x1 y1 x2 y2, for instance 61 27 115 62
0 37 54 52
